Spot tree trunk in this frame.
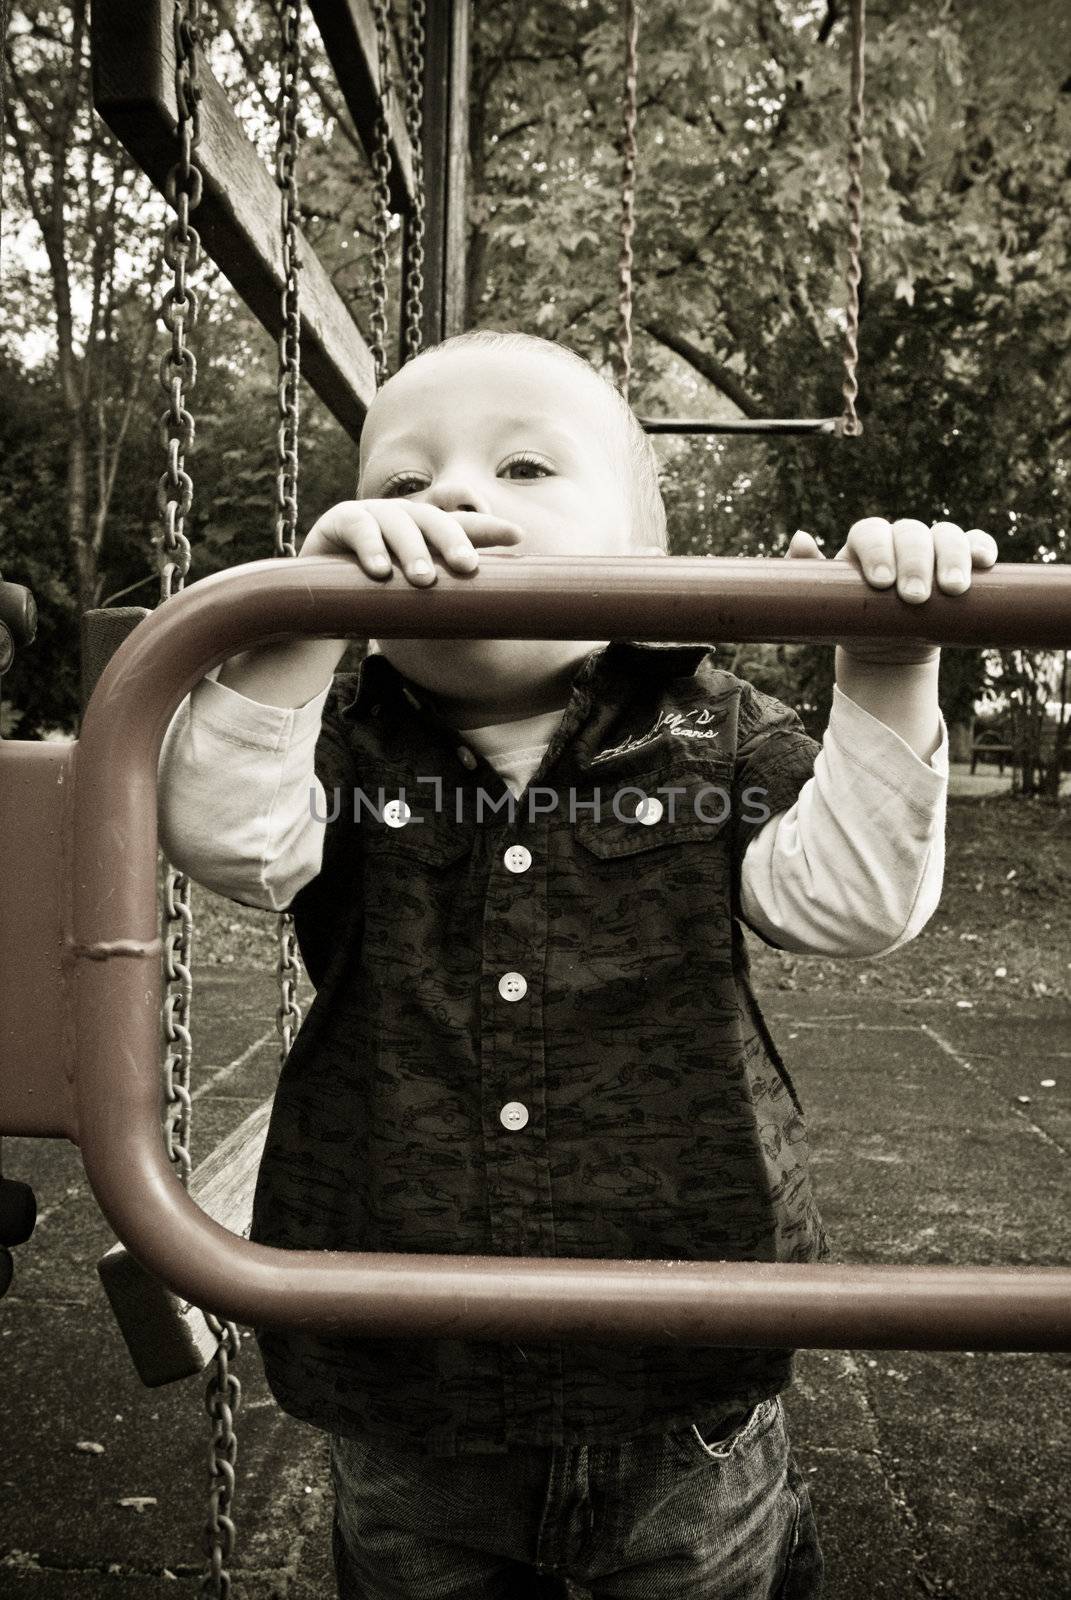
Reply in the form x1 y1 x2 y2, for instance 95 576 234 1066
49 191 98 614
1042 650 1069 799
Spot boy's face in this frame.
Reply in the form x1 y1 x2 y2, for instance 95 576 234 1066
358 344 657 725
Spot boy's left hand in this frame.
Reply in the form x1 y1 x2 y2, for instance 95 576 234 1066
786 517 999 665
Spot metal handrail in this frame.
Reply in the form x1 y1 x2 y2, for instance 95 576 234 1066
638 417 841 436
70 554 1071 1346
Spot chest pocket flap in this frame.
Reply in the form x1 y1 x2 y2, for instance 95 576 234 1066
574 762 734 859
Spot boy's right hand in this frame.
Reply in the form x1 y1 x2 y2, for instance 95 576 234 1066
299 500 523 586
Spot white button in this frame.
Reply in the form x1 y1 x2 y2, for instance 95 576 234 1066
634 795 663 826
504 845 532 874
498 971 528 1002
457 746 477 770
499 1101 529 1131
383 798 411 828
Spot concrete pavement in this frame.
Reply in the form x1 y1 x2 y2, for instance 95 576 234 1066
2 971 1068 1597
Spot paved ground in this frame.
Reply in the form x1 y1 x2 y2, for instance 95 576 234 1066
946 761 1071 800
2 968 1069 1598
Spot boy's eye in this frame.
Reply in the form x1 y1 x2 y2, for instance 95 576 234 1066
501 453 553 481
380 473 428 498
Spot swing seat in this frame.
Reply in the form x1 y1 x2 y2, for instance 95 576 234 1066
80 607 152 713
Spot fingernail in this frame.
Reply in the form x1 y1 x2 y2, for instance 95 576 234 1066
409 559 433 577
454 547 478 567
369 554 391 572
943 566 967 588
871 564 894 584
902 577 927 600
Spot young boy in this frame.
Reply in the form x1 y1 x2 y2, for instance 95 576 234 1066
158 329 996 1600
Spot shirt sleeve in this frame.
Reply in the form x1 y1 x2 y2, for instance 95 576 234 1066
729 678 824 882
156 663 339 912
739 683 949 958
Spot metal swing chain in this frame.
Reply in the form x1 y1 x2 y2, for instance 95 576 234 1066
839 0 866 436
158 0 205 1195
195 15 313 1589
155 10 242 1597
615 0 639 401
401 0 427 364
158 8 243 1592
275 0 302 560
273 0 304 1074
369 0 394 386
200 1313 241 1599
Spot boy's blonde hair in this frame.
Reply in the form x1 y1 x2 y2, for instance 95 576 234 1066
406 328 668 553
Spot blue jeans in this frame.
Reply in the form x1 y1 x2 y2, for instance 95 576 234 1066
329 1396 823 1599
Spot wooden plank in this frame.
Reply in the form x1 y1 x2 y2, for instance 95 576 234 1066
91 0 375 441
443 0 471 338
307 0 415 212
97 1099 271 1387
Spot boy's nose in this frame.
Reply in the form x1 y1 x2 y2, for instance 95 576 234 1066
425 481 489 515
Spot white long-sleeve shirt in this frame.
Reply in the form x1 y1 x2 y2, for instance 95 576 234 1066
157 667 948 960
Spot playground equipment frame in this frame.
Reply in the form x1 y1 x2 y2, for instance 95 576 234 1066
2 554 1070 1349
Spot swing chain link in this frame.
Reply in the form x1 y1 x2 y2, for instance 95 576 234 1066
161 870 194 1187
156 12 244 1597
839 0 866 437
276 924 304 1057
275 0 302 559
201 1313 242 1600
401 0 427 364
616 0 639 401
272 0 306 1069
369 0 394 386
158 0 204 1202
157 0 204 604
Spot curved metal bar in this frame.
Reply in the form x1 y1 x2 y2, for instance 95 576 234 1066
639 417 841 436
70 555 1071 1345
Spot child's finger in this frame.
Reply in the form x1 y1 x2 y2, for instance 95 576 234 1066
405 504 482 572
347 509 407 578
302 499 377 557
371 503 454 584
407 506 522 572
889 518 936 602
930 521 972 593
967 528 999 568
844 516 896 587
784 530 826 560
451 513 525 546
310 502 396 577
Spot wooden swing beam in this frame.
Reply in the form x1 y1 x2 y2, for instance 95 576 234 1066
91 0 468 438
3 556 1071 1358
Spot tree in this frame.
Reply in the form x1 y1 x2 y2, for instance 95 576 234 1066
1 1 167 615
0 1 363 736
465 0 1069 744
994 647 1071 799
1 0 1067 746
